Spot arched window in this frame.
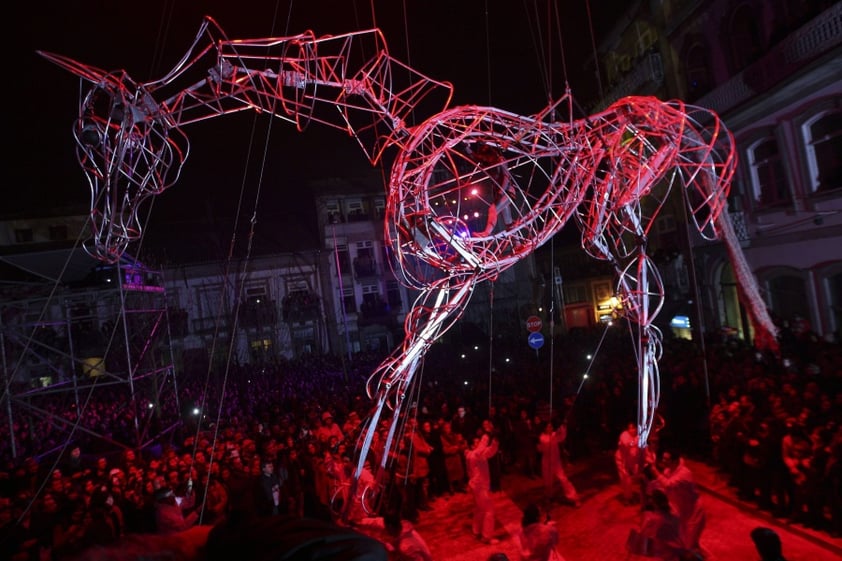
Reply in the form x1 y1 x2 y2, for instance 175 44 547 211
767 272 809 324
747 135 791 208
716 261 747 342
685 42 712 100
803 109 842 194
827 270 842 339
728 4 762 72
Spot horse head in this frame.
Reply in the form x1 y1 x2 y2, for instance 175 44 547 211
39 51 189 262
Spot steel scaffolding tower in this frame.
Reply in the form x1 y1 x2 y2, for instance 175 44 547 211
1 259 180 459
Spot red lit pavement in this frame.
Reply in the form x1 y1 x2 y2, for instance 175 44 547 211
405 453 842 560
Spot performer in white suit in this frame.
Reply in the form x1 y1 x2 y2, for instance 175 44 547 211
537 421 580 507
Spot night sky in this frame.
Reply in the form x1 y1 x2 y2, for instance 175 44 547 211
12 1 624 247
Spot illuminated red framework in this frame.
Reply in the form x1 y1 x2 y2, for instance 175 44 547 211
40 16 777 510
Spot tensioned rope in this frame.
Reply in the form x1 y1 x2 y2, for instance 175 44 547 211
585 0 605 101
485 0 495 416
191 0 290 524
522 0 572 421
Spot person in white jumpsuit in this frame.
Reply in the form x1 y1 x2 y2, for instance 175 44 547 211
647 449 706 554
537 421 580 507
465 432 501 544
615 422 642 505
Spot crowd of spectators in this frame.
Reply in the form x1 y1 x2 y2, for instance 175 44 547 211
0 324 839 560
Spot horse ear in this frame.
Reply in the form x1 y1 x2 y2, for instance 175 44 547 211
38 51 114 85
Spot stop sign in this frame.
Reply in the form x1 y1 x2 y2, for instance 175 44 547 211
526 315 542 332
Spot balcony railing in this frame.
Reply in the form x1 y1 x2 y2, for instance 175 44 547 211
240 301 277 328
594 52 665 112
728 211 750 247
696 4 842 115
358 299 398 327
353 257 379 279
192 316 228 334
346 210 372 222
282 293 321 324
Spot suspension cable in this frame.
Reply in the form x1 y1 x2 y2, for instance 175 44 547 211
585 0 605 101
194 0 287 524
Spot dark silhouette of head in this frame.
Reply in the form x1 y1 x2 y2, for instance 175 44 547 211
750 526 786 561
521 503 541 527
650 489 671 512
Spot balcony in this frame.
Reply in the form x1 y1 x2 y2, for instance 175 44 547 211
593 52 664 112
353 256 379 279
696 4 842 115
357 298 398 327
192 316 229 334
240 300 277 328
282 292 321 324
728 211 750 247
346 209 372 223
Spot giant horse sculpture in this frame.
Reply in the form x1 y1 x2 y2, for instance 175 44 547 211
40 16 777 514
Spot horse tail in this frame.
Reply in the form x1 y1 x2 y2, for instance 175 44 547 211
714 209 779 353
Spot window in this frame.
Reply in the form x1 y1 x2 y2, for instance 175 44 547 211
197 286 224 320
168 306 189 337
386 280 402 311
291 325 315 355
283 278 316 322
826 270 842 336
341 287 357 315
355 242 376 277
563 284 587 304
804 109 842 193
333 244 351 276
592 281 613 303
361 284 385 317
382 242 398 272
728 5 761 72
374 197 386 219
345 199 367 221
286 277 309 295
14 228 33 243
49 225 68 241
635 23 656 57
767 273 809 324
325 199 343 223
245 284 268 304
250 338 272 352
248 337 273 363
685 42 711 100
243 283 274 325
605 52 623 86
748 136 791 207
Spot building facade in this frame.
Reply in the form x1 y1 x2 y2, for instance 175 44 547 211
315 178 410 358
565 0 842 344
161 250 327 372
